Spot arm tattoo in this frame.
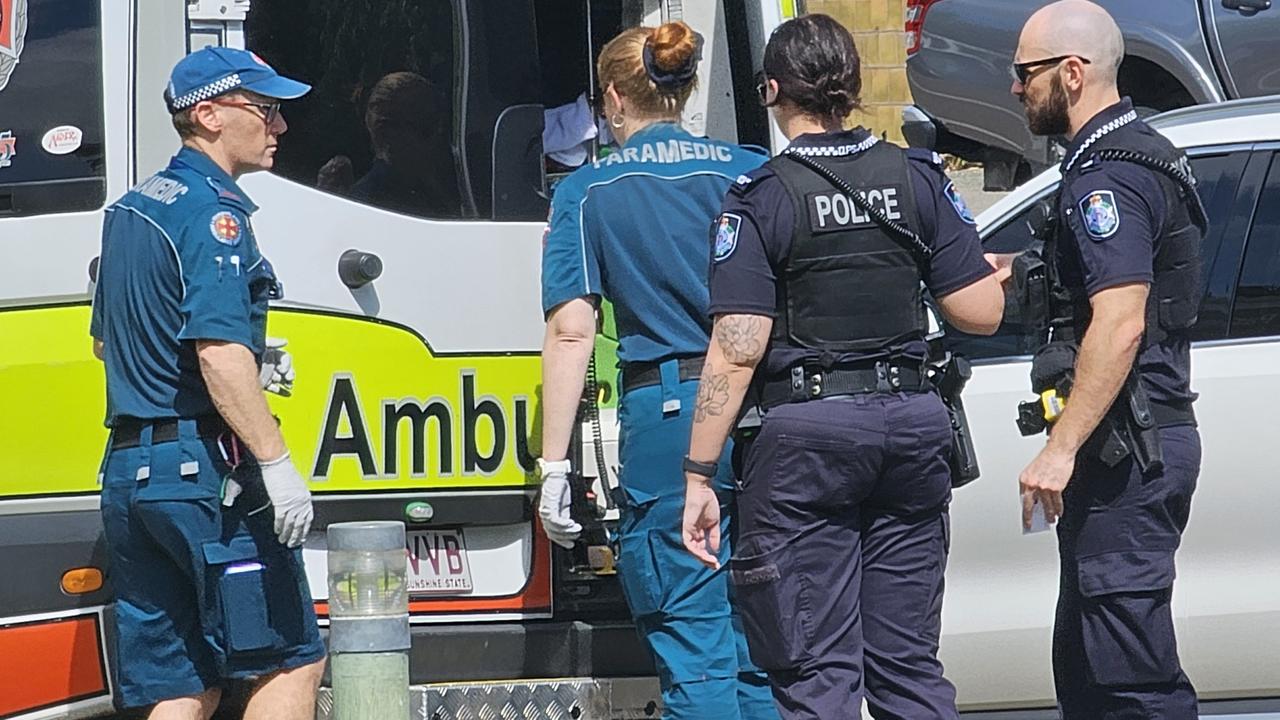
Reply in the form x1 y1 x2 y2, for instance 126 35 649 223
694 372 730 423
715 316 764 364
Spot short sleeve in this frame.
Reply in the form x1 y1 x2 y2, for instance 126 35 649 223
1063 164 1163 296
707 171 789 318
174 205 255 347
541 180 602 316
907 158 993 297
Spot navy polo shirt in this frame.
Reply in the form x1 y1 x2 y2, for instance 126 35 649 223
541 122 767 365
90 147 279 424
708 128 994 374
1057 99 1195 405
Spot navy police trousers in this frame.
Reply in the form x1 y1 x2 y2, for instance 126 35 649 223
732 392 960 719
1054 425 1200 719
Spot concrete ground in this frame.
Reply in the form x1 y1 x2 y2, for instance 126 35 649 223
950 166 1010 218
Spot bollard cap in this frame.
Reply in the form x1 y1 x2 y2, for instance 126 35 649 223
327 521 405 552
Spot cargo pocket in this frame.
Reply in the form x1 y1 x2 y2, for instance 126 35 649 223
731 540 813 671
616 528 663 619
203 536 288 656
1077 550 1180 686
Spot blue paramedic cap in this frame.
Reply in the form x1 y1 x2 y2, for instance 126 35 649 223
165 46 311 113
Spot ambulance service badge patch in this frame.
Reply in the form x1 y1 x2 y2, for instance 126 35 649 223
1080 190 1120 240
0 0 29 94
713 213 741 263
210 211 242 245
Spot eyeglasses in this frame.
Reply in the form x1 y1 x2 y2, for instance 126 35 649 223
754 70 776 108
1010 55 1091 85
212 99 282 124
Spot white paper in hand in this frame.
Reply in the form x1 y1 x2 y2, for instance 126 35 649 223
1023 496 1053 535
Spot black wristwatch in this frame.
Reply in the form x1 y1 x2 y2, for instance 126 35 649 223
682 456 719 478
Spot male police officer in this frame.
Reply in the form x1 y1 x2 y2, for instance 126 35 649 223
1006 2 1205 717
91 47 325 720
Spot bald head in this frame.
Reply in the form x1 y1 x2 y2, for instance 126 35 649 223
1018 0 1123 84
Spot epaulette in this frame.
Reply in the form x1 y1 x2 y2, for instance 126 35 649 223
906 147 946 169
729 166 774 197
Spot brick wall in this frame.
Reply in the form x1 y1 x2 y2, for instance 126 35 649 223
803 0 910 143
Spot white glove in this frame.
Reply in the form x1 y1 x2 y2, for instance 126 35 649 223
259 451 314 548
259 337 295 396
537 459 582 549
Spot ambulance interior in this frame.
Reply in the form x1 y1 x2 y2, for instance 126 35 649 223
242 0 767 225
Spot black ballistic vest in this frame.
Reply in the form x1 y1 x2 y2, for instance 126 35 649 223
768 142 927 355
1057 117 1205 346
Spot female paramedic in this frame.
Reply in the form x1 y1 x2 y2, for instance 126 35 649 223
681 15 1005 720
538 20 779 720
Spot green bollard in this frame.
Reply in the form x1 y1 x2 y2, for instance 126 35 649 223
327 521 411 720
330 653 409 719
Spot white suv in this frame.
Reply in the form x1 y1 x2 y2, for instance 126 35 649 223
941 96 1280 716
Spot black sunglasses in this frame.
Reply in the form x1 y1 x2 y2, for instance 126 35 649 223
1010 55 1091 85
214 99 282 124
754 70 776 108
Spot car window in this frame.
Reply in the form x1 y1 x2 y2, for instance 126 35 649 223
1228 152 1280 339
943 196 1052 361
1186 150 1250 341
0 0 106 217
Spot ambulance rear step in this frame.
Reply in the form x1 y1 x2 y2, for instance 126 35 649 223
315 676 662 720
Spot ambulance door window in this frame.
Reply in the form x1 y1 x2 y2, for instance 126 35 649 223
245 1 465 219
0 0 106 217
457 0 547 220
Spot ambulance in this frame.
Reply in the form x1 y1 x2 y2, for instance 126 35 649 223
0 0 794 717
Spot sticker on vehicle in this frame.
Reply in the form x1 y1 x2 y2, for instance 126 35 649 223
0 0 28 93
0 130 14 169
41 125 82 155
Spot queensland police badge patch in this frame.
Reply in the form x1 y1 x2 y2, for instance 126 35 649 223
943 181 976 225
713 213 741 263
1080 190 1120 240
210 211 242 245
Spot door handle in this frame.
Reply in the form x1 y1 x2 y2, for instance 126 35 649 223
88 256 100 283
338 249 383 289
1223 0 1270 12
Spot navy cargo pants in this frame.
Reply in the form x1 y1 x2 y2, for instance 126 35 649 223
731 392 960 719
1054 425 1200 719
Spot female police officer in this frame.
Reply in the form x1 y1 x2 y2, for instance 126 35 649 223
538 21 778 720
681 15 1004 719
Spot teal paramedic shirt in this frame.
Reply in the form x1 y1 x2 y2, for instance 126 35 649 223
541 122 767 364
90 147 280 425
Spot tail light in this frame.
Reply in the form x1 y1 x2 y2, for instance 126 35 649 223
906 0 943 56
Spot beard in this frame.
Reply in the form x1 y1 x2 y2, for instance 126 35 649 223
1025 74 1070 137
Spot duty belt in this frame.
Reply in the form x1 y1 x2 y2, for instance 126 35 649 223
760 360 928 410
110 415 230 450
1147 400 1196 428
620 356 704 395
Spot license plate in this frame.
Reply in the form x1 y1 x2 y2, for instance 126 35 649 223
406 528 474 594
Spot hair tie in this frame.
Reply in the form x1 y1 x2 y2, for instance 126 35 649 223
642 31 704 91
